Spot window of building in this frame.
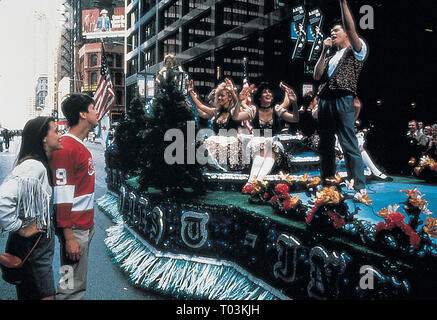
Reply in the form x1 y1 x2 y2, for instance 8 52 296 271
106 53 114 67
162 0 181 27
186 13 212 49
142 19 156 42
91 72 98 85
128 58 138 77
188 0 208 9
143 46 155 69
116 90 123 105
90 54 98 67
130 8 138 29
141 0 153 15
116 54 122 68
220 0 260 31
162 33 180 57
128 32 138 51
115 72 123 85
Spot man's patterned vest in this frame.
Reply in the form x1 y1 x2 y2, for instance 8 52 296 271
318 47 364 97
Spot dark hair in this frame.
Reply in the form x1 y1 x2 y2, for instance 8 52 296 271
16 116 55 184
253 82 275 106
61 93 95 127
329 18 344 31
302 91 316 108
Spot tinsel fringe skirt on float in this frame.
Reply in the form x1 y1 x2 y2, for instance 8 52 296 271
97 192 288 300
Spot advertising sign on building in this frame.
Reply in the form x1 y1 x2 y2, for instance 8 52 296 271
138 74 145 98
82 7 125 39
146 75 155 99
302 84 313 96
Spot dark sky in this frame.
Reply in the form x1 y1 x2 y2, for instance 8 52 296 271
278 0 437 172
316 0 436 127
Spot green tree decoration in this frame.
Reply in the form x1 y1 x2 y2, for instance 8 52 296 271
111 91 148 175
138 66 206 195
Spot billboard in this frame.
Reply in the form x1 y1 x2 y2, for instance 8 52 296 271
82 7 125 39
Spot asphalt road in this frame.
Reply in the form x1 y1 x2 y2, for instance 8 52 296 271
0 136 165 300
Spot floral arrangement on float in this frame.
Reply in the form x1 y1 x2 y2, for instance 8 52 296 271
413 155 437 176
241 172 372 230
241 172 321 215
303 174 372 230
374 187 434 251
241 172 437 254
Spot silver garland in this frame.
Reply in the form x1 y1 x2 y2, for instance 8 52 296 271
104 223 290 300
97 192 290 300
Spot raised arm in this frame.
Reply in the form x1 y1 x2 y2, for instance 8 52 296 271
279 82 299 123
313 37 331 81
187 80 216 119
224 78 239 104
232 85 253 121
340 0 362 52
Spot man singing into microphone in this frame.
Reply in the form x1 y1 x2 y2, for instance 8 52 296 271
313 0 368 198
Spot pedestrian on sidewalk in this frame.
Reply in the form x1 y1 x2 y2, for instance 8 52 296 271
50 93 98 300
0 116 62 300
2 129 11 151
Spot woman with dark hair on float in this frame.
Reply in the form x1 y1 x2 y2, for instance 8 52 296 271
233 81 299 186
0 116 62 300
187 78 246 171
299 91 319 137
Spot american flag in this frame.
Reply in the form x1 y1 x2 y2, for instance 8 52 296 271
241 77 253 134
94 43 116 122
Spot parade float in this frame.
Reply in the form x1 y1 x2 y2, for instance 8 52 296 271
97 66 437 300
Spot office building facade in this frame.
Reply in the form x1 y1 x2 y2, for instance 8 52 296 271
125 0 303 104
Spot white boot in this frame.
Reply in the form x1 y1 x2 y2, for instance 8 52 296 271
247 155 265 184
256 156 275 181
361 150 390 180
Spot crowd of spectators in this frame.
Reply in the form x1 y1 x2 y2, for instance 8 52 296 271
407 119 437 180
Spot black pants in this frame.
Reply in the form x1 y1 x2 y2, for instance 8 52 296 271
318 95 366 190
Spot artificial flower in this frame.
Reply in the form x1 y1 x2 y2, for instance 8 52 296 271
298 173 309 183
374 211 421 248
242 184 254 194
278 171 293 184
401 187 429 211
341 179 355 190
418 155 436 168
307 176 321 188
423 216 437 238
325 173 342 185
281 194 299 211
377 204 400 219
326 210 346 229
274 183 289 195
315 186 343 205
354 191 373 205
414 166 424 176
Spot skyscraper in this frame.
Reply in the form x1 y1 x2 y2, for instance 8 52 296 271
125 0 301 104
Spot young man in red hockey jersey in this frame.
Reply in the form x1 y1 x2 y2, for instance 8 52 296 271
51 93 98 300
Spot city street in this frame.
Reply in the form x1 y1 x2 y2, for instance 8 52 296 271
0 136 164 300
